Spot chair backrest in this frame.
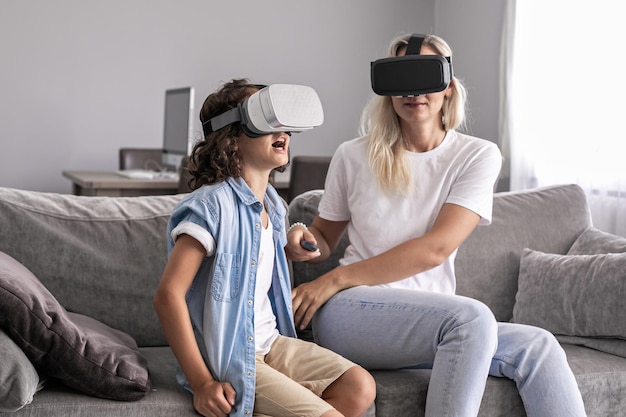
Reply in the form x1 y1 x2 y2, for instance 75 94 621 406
287 156 332 202
118 148 165 170
177 156 193 193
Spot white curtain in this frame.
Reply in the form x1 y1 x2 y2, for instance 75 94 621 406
500 0 626 237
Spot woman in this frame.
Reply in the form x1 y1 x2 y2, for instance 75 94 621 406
154 79 375 417
286 34 586 417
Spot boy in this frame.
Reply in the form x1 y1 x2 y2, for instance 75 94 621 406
153 79 375 417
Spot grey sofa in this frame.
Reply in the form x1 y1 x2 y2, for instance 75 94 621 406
0 184 624 416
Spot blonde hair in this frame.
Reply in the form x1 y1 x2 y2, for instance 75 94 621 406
360 33 468 194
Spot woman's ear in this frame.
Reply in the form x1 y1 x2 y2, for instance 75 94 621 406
445 79 455 98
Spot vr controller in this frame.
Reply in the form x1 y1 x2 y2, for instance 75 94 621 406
202 84 324 138
370 33 454 96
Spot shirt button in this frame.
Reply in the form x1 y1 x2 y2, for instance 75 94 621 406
248 336 253 342
245 411 251 415
251 261 256 267
248 299 253 306
247 371 253 376
255 223 260 229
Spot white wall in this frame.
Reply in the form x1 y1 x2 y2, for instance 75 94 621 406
1 0 506 194
435 0 506 143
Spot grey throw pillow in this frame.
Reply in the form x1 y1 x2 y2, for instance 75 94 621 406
512 248 626 339
559 227 626 357
0 251 151 401
568 227 626 255
0 329 41 412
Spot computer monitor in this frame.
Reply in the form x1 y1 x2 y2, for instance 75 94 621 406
162 87 194 169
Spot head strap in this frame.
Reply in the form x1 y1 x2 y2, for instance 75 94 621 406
405 33 426 55
202 106 241 136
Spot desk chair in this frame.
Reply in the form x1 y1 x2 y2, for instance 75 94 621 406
118 148 165 171
287 156 332 203
177 156 193 193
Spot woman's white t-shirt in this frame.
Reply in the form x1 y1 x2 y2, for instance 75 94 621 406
318 130 502 294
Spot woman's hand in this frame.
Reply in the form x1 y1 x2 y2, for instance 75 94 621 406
292 272 342 330
284 224 321 262
192 379 237 417
285 216 349 264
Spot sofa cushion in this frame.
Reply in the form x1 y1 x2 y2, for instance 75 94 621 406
0 251 151 401
4 347 200 417
563 343 626 416
0 187 184 346
0 328 41 412
567 226 626 255
512 248 626 339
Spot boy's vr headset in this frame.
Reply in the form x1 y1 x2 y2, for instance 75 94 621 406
202 84 324 138
370 33 454 96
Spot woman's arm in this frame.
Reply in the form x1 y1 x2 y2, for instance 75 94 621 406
153 234 236 416
291 203 481 329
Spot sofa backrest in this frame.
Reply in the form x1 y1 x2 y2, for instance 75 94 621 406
455 184 591 320
288 184 592 322
0 188 184 347
0 183 593 348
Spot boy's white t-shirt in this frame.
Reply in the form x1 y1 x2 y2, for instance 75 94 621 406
254 220 279 354
318 130 502 294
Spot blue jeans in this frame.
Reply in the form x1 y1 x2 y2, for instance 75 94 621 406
312 286 586 417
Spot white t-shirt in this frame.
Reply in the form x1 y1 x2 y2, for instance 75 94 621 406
254 220 279 354
318 130 502 294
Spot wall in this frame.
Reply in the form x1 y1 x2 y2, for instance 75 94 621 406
435 0 506 144
0 0 506 194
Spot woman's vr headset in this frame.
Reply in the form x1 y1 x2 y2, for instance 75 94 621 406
370 33 454 96
202 84 324 138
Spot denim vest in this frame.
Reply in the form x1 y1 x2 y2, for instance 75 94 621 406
167 177 297 416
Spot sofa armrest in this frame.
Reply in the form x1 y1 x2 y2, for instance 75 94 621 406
287 190 349 287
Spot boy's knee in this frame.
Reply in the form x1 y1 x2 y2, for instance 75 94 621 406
357 367 377 406
333 366 376 415
349 366 376 403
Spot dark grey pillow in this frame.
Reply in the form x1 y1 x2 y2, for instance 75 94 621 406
0 328 41 412
513 248 626 339
0 251 151 401
568 226 626 255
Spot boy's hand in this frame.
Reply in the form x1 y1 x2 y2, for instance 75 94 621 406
193 379 236 417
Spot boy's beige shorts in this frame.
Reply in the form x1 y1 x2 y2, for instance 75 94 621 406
254 335 357 417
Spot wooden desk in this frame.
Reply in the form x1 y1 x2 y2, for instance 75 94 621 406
63 170 179 197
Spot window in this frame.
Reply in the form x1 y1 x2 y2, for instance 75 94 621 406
505 0 626 236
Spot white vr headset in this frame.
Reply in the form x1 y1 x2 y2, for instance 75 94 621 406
202 84 324 138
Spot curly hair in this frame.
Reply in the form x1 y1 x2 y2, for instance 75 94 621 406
186 79 265 190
